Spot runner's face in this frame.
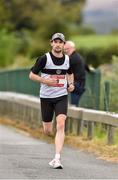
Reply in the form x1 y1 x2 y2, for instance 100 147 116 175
51 39 64 53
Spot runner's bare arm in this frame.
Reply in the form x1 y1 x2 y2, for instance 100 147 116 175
67 73 74 92
29 71 57 86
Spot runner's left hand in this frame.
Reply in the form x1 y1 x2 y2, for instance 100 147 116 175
67 84 75 92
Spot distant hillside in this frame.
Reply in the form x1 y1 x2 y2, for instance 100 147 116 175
82 0 118 34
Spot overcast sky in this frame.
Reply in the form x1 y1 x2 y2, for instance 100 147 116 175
84 0 118 11
82 0 118 33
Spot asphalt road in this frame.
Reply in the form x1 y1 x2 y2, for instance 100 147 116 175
0 124 118 180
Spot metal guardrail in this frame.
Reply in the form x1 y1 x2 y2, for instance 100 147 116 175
0 92 118 145
0 68 101 109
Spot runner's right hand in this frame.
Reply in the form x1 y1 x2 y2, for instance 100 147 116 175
43 78 58 86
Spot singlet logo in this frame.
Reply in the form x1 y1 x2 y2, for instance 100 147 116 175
56 70 61 74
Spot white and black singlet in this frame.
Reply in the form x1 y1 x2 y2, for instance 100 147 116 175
31 52 72 98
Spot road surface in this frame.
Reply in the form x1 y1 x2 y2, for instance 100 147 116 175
0 124 118 179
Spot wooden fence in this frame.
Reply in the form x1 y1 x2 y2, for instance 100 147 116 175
0 92 118 145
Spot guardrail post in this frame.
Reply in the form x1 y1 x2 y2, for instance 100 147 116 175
65 117 73 134
103 81 110 130
107 125 114 145
77 119 84 135
87 122 94 139
104 81 110 112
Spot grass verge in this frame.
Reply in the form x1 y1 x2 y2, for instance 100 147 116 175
0 117 118 163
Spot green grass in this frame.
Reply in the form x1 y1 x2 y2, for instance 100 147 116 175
71 35 118 49
100 56 118 113
75 123 118 145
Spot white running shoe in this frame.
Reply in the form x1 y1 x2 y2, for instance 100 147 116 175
49 159 63 169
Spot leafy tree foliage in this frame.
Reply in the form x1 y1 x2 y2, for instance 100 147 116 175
0 29 21 67
0 0 87 65
0 0 85 34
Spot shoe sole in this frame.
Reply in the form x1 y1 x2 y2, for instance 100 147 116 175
54 165 63 169
49 163 63 169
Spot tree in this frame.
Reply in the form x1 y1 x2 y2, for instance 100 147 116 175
0 0 86 34
0 0 86 59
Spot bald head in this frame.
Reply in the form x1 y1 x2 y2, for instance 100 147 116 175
64 41 76 56
66 41 75 48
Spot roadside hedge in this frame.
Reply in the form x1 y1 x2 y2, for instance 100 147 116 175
79 44 118 67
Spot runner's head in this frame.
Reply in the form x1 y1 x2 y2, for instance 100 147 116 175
50 33 65 54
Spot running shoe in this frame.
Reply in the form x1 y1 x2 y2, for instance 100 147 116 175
49 158 63 169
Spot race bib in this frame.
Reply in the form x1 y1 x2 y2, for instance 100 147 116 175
50 75 66 87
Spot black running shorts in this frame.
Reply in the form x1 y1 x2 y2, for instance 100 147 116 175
40 95 68 122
